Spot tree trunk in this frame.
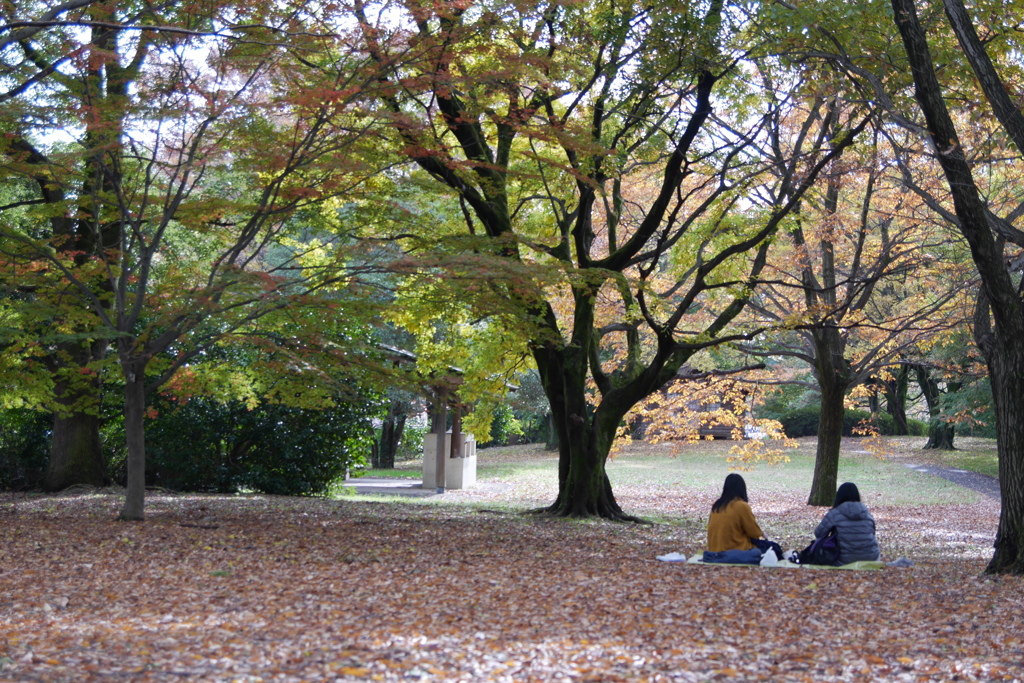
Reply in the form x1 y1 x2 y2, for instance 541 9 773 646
925 421 956 451
808 378 845 506
531 333 636 519
544 412 558 451
883 365 910 435
46 412 106 491
389 413 407 467
44 391 107 491
799 164 852 506
118 360 148 521
542 411 633 519
43 341 109 491
373 398 407 469
806 319 852 506
892 0 1024 573
19 13 121 493
44 14 126 494
915 364 956 450
549 437 624 518
984 339 1024 573
941 0 1024 154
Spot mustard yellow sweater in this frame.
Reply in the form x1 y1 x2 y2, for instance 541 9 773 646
707 499 763 551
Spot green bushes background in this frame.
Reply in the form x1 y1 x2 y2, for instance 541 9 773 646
776 406 927 438
1 388 381 494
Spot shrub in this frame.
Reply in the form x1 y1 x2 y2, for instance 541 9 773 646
847 409 892 435
779 406 909 438
754 383 818 422
236 402 376 496
907 419 927 436
109 390 381 495
779 406 821 438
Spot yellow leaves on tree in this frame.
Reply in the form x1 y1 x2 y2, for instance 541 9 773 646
613 375 795 467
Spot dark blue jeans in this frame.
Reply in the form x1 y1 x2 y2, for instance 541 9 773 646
702 548 762 564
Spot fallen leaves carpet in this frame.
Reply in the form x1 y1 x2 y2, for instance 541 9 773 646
1 491 1022 682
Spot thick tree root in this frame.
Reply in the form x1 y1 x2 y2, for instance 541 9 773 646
986 546 1024 575
528 502 650 524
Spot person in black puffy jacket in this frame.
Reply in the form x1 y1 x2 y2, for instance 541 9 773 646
814 482 881 564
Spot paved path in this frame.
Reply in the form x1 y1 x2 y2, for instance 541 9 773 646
901 463 1001 500
343 477 437 497
343 477 511 497
848 441 1001 500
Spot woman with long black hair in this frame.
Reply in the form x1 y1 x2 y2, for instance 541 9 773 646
703 473 766 563
813 482 881 564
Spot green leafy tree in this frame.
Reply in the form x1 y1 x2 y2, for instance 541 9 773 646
345 0 872 517
1 2 394 517
0 0 151 490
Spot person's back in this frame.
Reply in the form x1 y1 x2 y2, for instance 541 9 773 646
815 499 880 564
707 498 762 552
703 473 769 564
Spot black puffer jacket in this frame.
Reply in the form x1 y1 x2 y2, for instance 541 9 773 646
814 501 880 564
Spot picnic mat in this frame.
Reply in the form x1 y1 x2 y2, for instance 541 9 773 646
656 553 884 570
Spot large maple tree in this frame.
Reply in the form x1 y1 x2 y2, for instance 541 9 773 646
0 1 394 518
345 0 872 518
742 127 970 505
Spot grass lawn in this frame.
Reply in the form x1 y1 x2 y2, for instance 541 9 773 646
356 435 1001 483
374 435 986 507
602 438 979 506
342 436 996 563
915 437 1000 478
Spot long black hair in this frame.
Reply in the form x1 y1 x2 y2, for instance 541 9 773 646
711 473 748 513
833 482 861 508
